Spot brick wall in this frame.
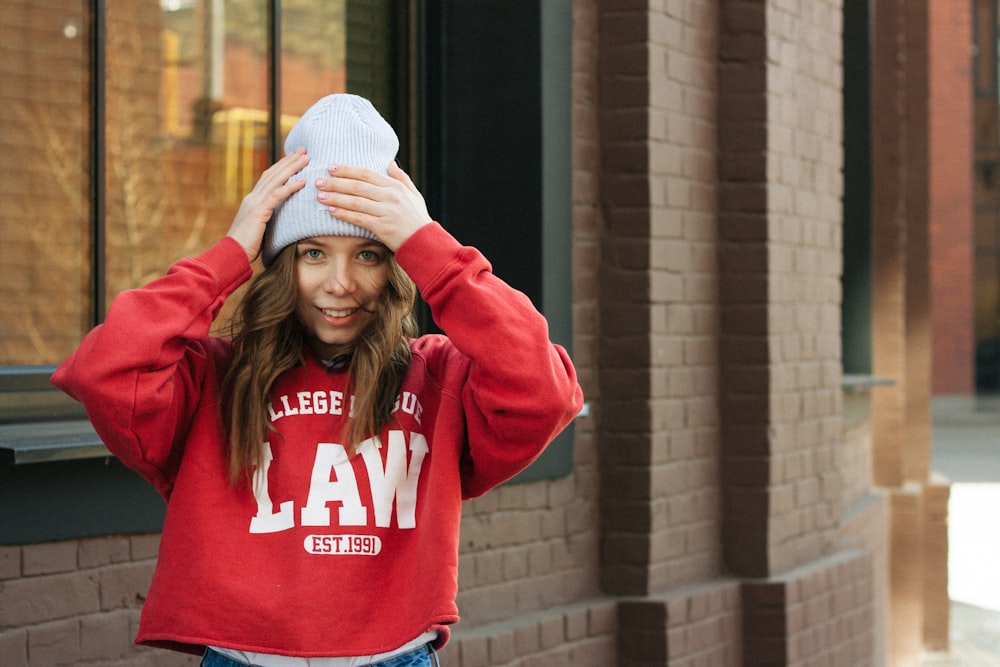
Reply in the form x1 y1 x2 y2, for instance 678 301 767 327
445 600 617 667
929 0 974 395
869 0 955 662
618 582 742 667
742 551 875 666
0 0 951 665
0 536 196 667
719 0 845 576
597 0 725 595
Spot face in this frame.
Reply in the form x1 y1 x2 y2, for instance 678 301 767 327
294 236 390 358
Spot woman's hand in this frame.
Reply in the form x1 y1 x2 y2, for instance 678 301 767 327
315 161 432 252
226 148 309 261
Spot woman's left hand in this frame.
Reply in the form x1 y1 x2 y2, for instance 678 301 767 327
315 161 432 251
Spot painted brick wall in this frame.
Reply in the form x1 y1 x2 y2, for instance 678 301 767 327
596 0 656 599
0 537 196 667
719 0 845 576
760 0 846 576
597 0 725 596
742 551 875 666
645 0 724 594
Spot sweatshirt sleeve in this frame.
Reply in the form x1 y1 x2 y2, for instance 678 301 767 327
395 223 584 498
51 237 253 498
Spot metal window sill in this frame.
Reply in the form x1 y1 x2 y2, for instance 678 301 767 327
842 374 896 393
0 420 109 465
0 403 591 467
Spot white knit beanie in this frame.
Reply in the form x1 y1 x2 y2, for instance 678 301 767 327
261 94 399 267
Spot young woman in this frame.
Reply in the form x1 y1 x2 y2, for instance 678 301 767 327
52 95 583 667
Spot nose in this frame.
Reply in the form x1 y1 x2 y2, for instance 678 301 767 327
322 260 356 295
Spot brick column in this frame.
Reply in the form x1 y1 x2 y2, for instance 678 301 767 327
870 0 948 661
597 0 654 598
928 0 974 395
718 0 771 578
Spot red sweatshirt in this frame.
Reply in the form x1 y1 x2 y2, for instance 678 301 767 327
51 222 582 658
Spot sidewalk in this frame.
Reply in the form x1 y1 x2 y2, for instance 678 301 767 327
921 397 1000 666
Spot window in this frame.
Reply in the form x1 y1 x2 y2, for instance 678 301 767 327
841 0 873 377
1 0 575 542
1 1 93 425
974 0 1000 392
1 0 413 542
1 0 411 422
424 0 575 480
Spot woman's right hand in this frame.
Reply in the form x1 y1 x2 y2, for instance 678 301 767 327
226 148 309 262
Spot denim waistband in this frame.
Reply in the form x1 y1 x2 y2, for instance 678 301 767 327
201 643 438 667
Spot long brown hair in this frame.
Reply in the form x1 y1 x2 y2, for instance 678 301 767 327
221 243 419 486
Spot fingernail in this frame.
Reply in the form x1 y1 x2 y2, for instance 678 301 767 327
329 165 338 173
316 179 327 187
318 192 328 201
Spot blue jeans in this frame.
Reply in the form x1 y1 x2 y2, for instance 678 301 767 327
200 644 438 667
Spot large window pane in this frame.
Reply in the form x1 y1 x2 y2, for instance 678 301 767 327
104 0 271 311
281 0 347 116
0 2 92 366
281 1 402 139
0 0 411 426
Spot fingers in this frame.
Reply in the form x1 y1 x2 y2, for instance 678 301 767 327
317 162 422 206
226 149 309 261
388 161 419 193
315 164 406 213
258 148 310 198
315 162 431 251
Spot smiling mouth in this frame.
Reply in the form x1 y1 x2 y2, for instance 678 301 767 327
321 307 358 318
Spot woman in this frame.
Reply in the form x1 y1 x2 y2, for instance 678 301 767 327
52 94 582 667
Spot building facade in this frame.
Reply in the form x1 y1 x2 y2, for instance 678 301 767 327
1 1 972 665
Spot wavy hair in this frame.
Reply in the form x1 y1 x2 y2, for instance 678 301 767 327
221 243 418 486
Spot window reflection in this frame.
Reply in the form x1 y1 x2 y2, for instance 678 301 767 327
1 0 401 371
0 2 91 365
104 0 272 316
282 0 347 116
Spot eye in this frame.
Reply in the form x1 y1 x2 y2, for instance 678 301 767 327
299 247 324 261
358 249 384 263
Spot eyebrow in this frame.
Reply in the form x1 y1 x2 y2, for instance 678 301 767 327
298 238 387 252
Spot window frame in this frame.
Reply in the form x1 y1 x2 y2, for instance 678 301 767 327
2 0 577 496
0 0 249 461
422 0 576 482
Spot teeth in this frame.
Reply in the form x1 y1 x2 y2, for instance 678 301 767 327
322 308 355 318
